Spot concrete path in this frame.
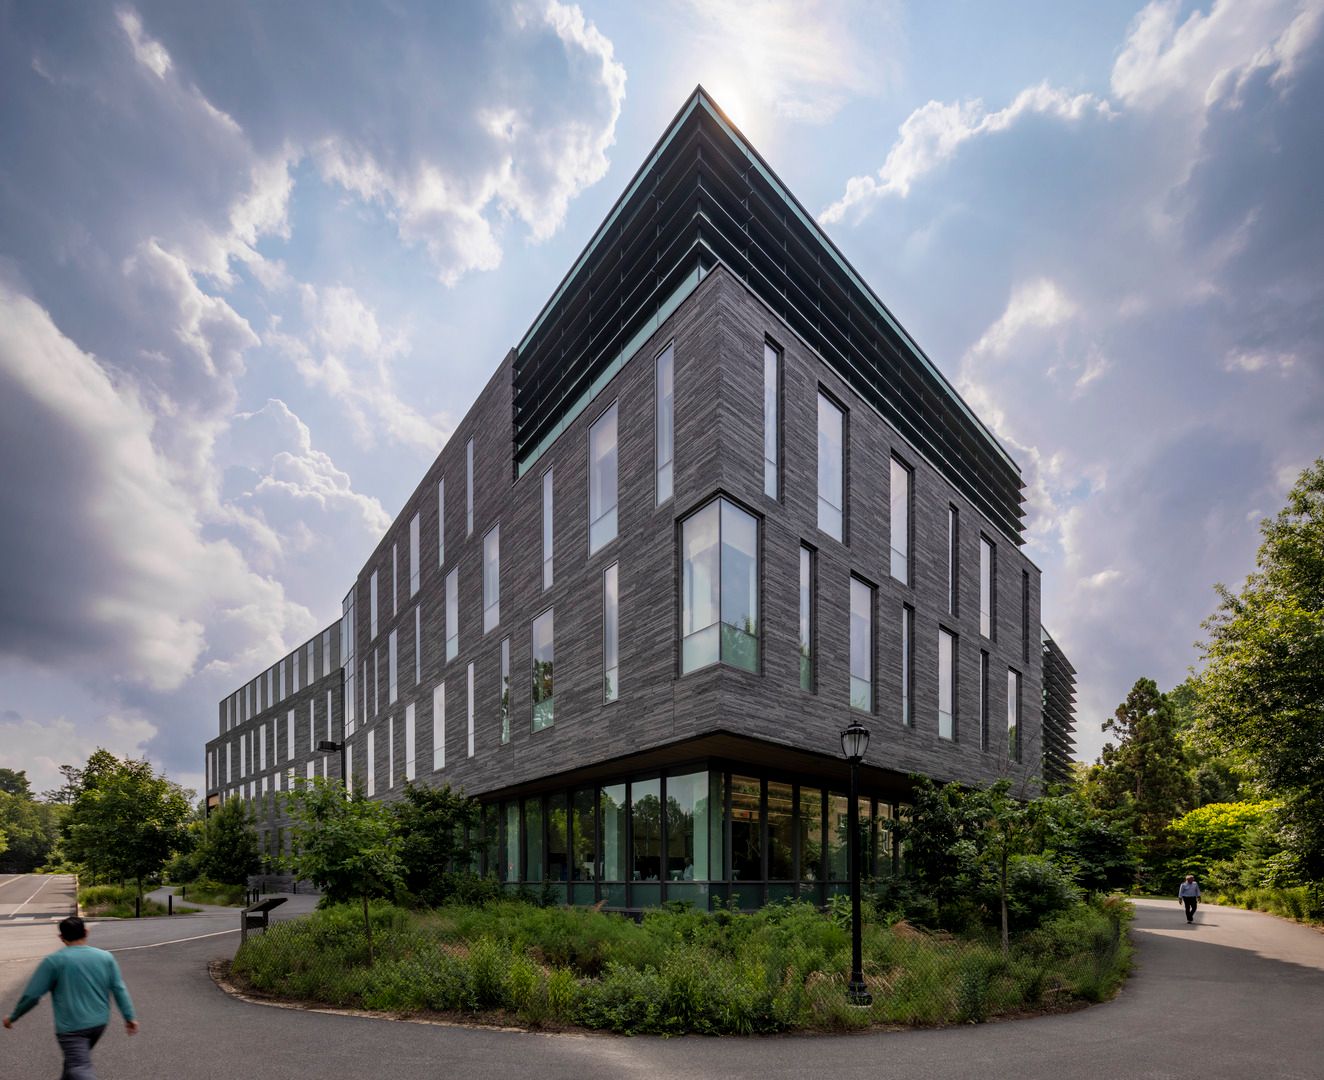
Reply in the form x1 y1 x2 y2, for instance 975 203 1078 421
0 874 76 922
1 898 1322 1079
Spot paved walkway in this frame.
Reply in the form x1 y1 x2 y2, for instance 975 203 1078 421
0 874 76 921
2 899 1322 1079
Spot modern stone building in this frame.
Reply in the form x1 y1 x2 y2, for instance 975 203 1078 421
204 88 1076 908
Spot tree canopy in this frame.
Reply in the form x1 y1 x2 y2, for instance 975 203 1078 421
195 795 263 885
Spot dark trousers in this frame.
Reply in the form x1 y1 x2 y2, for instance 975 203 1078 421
55 1025 105 1080
1183 896 1198 921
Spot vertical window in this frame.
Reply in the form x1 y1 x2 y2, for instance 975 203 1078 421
500 638 511 744
655 344 674 504
680 499 759 674
1007 669 1021 762
531 609 555 731
259 724 267 771
980 537 996 639
308 641 316 682
542 469 554 590
388 630 398 704
938 629 956 741
323 629 332 674
890 457 911 584
445 568 458 661
388 716 395 789
366 730 375 797
948 506 960 614
979 651 990 751
432 683 445 771
307 702 314 751
763 341 780 499
373 646 379 714
361 659 367 723
465 437 474 536
588 403 618 553
342 588 355 670
293 650 300 694
1022 570 1031 663
901 605 914 726
603 563 619 702
483 525 500 632
392 543 399 618
466 662 475 757
413 606 422 685
849 577 873 712
437 478 446 567
799 546 813 691
817 393 845 541
278 662 285 702
370 570 379 640
409 513 420 596
286 710 294 761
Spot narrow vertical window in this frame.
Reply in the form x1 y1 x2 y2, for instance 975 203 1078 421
308 641 316 682
388 629 398 704
603 563 619 702
799 546 813 691
890 457 911 584
655 344 674 504
849 576 873 712
980 537 996 639
286 710 294 761
483 524 500 632
763 341 780 499
392 543 399 618
373 646 380 714
278 662 285 702
366 729 375 797
500 637 511 744
680 499 759 674
323 629 331 674
901 605 914 726
388 716 395 789
466 662 476 756
370 570 379 640
259 724 267 771
1007 669 1021 762
1022 570 1031 663
531 608 555 731
432 682 445 771
466 437 474 536
979 651 990 751
445 568 458 661
405 702 416 782
542 469 554 590
437 478 446 567
409 513 420 596
414 605 422 685
293 651 300 693
948 506 960 614
817 393 845 541
588 403 618 553
938 629 956 741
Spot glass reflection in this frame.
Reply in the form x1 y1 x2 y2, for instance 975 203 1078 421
631 779 661 882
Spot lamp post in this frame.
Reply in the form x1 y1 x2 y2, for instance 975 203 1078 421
840 719 872 1007
316 739 348 789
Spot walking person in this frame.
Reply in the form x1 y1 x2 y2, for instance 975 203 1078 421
3 915 138 1079
1178 874 1202 923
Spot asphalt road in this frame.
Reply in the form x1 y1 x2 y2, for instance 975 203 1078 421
2 898 1322 1079
0 874 76 921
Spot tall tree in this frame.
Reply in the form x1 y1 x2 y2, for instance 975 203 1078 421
195 796 263 885
0 769 32 798
392 782 481 905
62 751 193 899
1198 458 1324 884
1096 678 1193 836
0 793 65 872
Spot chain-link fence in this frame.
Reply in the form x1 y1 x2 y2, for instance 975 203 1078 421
227 897 1128 1034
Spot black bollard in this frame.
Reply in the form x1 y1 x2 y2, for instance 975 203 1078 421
135 895 141 919
168 894 174 916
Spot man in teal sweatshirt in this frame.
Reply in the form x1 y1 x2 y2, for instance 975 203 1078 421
3 915 138 1079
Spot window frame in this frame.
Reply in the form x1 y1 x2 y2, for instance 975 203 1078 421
587 401 620 555
938 626 957 741
483 523 500 633
816 390 847 542
763 339 782 500
889 455 913 585
655 342 674 505
603 562 619 703
531 607 555 732
849 575 875 714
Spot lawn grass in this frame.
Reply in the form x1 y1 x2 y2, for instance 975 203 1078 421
230 897 1132 1034
176 881 246 907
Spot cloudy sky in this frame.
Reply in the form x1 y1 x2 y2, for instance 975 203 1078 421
1 0 1321 797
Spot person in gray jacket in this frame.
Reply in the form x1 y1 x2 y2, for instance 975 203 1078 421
1178 874 1201 922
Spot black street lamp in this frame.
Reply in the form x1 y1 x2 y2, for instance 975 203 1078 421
316 740 348 788
840 719 872 1007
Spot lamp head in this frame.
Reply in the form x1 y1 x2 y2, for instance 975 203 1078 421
840 720 870 764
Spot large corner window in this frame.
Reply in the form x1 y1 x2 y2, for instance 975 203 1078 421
938 628 956 741
541 469 554 590
409 513 420 596
680 499 758 675
483 524 500 633
763 341 780 499
1007 669 1021 762
890 456 911 584
466 437 474 536
980 536 996 639
531 608 555 731
656 344 674 504
588 403 619 553
817 393 845 541
603 563 619 702
445 568 459 661
799 546 813 691
850 577 873 711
